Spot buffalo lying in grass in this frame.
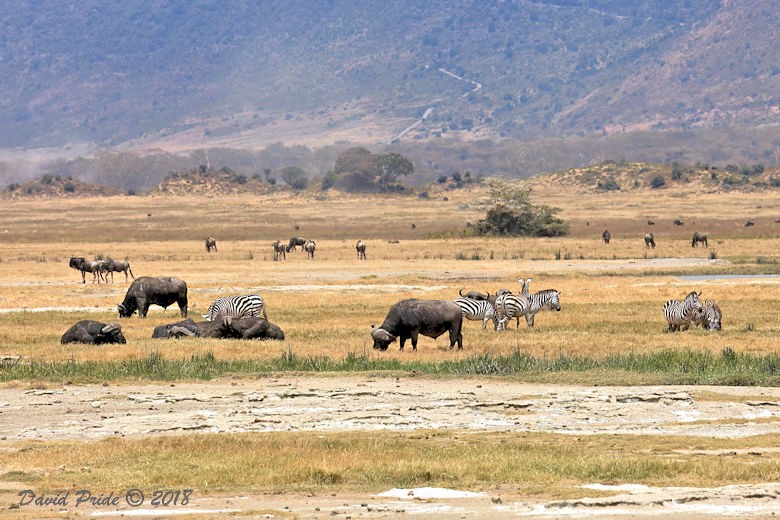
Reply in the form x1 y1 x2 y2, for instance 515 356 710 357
61 320 126 345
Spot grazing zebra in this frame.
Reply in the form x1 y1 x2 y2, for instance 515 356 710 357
644 233 656 248
495 278 532 330
272 240 286 261
69 256 105 284
524 289 562 327
305 239 316 259
205 237 217 252
602 230 611 244
693 299 722 331
453 297 499 330
100 258 135 283
356 240 367 260
691 232 708 248
205 294 267 321
663 291 702 332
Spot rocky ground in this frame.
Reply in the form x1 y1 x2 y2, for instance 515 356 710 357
2 376 780 518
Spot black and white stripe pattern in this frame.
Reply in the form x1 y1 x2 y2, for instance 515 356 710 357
206 294 267 321
524 289 561 327
454 297 499 330
663 291 702 332
495 278 532 330
693 299 722 331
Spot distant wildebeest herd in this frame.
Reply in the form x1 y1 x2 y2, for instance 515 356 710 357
598 230 717 250
205 236 345 262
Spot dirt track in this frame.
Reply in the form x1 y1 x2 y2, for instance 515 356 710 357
2 376 780 518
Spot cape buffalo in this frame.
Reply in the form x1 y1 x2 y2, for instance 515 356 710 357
458 288 490 301
286 237 306 252
118 276 188 318
691 232 708 248
371 299 463 351
152 316 284 340
61 320 126 344
205 237 217 252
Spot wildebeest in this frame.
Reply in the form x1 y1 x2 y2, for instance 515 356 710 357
458 288 490 301
691 232 708 248
272 240 286 261
61 320 126 344
205 237 217 252
152 316 284 340
100 257 135 283
356 240 367 260
69 256 105 284
602 230 611 244
673 219 684 226
371 299 463 351
286 237 306 252
117 276 188 318
305 239 316 259
644 233 656 248
745 220 755 227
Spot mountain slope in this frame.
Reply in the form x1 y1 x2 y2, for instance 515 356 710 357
3 0 777 154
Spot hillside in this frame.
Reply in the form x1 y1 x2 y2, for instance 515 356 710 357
1 175 118 200
1 0 778 159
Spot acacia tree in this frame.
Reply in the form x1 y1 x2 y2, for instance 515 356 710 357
280 166 308 190
475 178 569 237
329 148 414 192
375 152 414 192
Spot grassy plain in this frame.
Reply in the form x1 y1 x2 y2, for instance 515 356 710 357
0 183 778 369
1 181 780 507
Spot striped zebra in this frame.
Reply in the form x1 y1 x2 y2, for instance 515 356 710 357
205 294 267 321
663 291 702 332
693 299 722 331
524 289 561 327
495 278 532 330
453 297 499 330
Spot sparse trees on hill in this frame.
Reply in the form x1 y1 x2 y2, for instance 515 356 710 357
280 166 308 190
327 147 415 192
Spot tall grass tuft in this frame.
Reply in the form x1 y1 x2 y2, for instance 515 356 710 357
4 349 780 385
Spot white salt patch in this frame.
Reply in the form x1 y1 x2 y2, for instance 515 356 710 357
377 487 485 499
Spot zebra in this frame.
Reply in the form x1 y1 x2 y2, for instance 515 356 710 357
602 230 611 244
693 299 722 331
272 240 286 261
356 240 367 260
205 237 217 252
644 233 656 248
305 239 316 259
100 258 135 283
454 297 499 330
691 232 708 248
524 289 562 327
205 294 267 321
495 278 532 330
663 291 702 332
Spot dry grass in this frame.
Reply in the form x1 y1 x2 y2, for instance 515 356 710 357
3 431 780 497
0 184 778 366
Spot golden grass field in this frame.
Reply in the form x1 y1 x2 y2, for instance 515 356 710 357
1 180 780 516
0 181 778 365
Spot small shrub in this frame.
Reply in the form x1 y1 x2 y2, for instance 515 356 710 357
650 175 666 189
63 181 76 193
708 250 718 260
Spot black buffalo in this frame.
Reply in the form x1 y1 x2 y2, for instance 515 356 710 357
118 276 188 318
286 237 306 252
152 316 284 340
458 288 490 301
371 298 463 351
61 320 126 344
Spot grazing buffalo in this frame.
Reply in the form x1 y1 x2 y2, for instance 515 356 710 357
118 276 188 318
61 320 126 345
691 232 708 248
371 299 463 351
356 240 367 260
100 258 135 283
459 288 490 301
644 233 656 248
602 230 611 244
286 237 306 252
69 256 105 284
205 237 217 252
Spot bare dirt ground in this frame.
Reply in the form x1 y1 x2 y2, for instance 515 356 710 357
2 376 780 519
